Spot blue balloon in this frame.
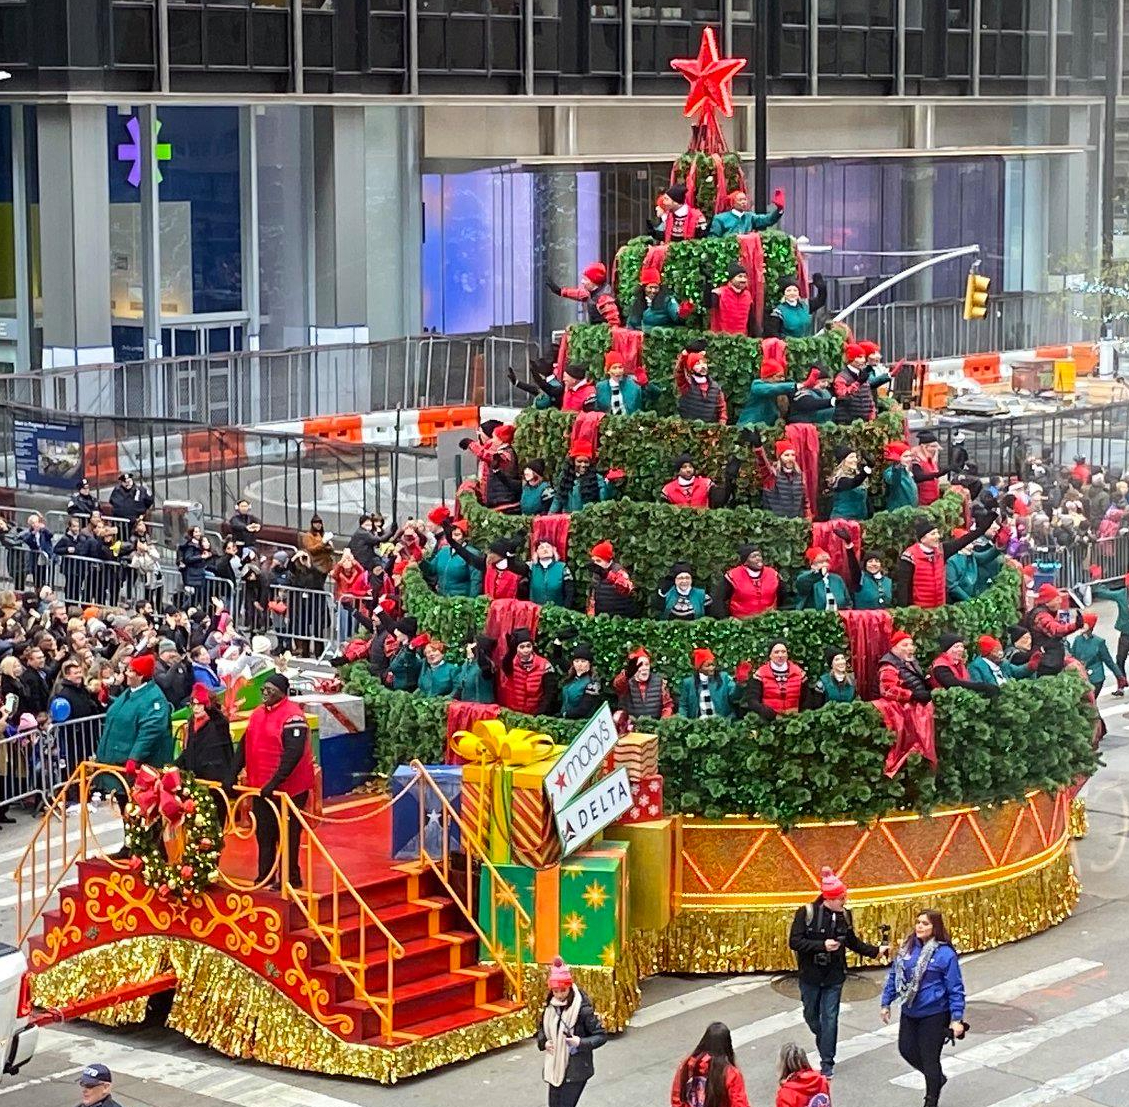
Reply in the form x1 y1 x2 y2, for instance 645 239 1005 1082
49 697 71 724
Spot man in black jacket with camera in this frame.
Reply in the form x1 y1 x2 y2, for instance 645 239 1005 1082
788 865 889 1078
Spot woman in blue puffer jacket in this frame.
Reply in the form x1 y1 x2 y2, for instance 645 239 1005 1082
880 909 966 1107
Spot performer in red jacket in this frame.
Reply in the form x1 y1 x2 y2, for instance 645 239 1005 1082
661 454 739 509
546 261 621 326
746 641 807 721
895 516 982 609
497 628 556 715
721 545 782 618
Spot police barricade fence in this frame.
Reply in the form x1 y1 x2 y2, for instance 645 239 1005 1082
266 583 339 660
47 715 106 794
0 725 61 811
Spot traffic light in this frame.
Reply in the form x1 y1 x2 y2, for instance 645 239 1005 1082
963 268 990 321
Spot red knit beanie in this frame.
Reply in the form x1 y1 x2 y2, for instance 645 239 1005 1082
775 439 795 458
590 540 614 561
760 358 786 380
583 262 607 284
685 351 706 371
820 866 847 899
640 267 661 286
692 648 715 670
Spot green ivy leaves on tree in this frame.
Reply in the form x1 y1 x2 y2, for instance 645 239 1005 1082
670 151 746 219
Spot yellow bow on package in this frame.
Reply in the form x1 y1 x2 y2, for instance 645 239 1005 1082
451 719 565 868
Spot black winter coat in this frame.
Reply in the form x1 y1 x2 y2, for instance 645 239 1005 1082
53 679 105 723
176 710 235 785
156 659 194 709
789 897 881 986
536 989 606 1084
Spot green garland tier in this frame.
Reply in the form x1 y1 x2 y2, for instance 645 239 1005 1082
512 406 907 507
454 489 964 604
401 564 1022 687
346 661 1097 828
669 151 746 220
563 321 846 414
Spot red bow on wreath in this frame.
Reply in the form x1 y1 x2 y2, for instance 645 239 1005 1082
131 765 188 834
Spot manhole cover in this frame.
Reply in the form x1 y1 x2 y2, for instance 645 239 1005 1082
771 972 884 1001
963 1001 1036 1034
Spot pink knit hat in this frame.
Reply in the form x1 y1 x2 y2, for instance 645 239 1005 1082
820 865 847 899
547 956 573 989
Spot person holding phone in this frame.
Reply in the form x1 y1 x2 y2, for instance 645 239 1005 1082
536 957 605 1107
881 909 966 1107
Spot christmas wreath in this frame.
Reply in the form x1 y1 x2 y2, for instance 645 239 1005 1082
123 765 223 901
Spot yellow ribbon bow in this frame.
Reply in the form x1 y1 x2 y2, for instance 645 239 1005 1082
450 718 557 766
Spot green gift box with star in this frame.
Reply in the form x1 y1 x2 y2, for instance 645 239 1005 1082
476 861 536 962
558 842 630 967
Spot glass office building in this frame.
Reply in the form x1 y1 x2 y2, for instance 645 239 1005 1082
0 0 1120 369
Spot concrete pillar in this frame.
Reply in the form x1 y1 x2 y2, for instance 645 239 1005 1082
311 105 369 345
364 105 423 342
37 105 113 369
537 170 579 344
903 105 935 303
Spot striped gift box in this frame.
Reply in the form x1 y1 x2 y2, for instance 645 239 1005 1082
605 732 659 782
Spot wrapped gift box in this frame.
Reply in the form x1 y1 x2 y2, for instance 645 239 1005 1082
605 817 675 932
462 752 564 869
390 764 461 860
618 774 663 825
558 842 629 966
291 692 365 739
605 732 659 781
477 862 560 963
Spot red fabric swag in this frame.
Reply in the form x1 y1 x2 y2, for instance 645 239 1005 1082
569 410 605 460
811 519 861 580
484 598 541 668
553 330 569 379
641 243 668 278
609 326 644 375
445 700 501 765
783 422 821 517
839 608 893 700
738 232 765 329
877 700 937 777
531 513 571 560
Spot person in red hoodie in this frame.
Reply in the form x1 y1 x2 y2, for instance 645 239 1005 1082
670 1021 750 1107
661 454 740 509
775 1043 831 1107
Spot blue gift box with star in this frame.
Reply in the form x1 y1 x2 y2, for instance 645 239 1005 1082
390 764 462 860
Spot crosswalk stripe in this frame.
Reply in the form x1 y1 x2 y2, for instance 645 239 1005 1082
0 835 123 910
838 958 1099 1065
0 816 121 868
36 1028 367 1107
982 1045 1129 1107
890 986 1129 1088
732 1005 850 1048
631 977 771 1028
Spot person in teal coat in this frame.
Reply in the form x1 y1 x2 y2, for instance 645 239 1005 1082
594 354 646 415
738 362 820 426
421 522 483 597
708 187 785 236
549 448 622 514
827 446 871 520
766 273 827 338
658 562 710 621
625 268 690 332
1091 577 1129 679
519 461 555 516
94 653 173 800
811 647 857 705
452 636 496 703
1069 614 1127 694
678 649 740 719
847 548 893 609
968 634 1036 686
882 441 918 511
795 547 852 611
528 541 574 607
560 645 605 719
386 622 423 691
945 530 1003 602
417 640 459 697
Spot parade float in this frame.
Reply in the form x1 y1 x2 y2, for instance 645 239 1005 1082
20 28 1098 1085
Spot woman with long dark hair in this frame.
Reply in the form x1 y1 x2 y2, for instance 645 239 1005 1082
536 957 605 1106
880 909 966 1107
670 1021 750 1107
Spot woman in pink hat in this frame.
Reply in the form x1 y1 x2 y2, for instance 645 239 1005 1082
537 956 606 1106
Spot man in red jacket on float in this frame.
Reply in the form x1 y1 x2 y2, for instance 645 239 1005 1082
232 672 315 890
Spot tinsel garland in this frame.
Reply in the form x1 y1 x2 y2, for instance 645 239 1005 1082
656 852 1079 973
1069 796 1088 839
30 929 661 1080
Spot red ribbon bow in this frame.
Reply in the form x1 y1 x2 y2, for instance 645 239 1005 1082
131 765 187 833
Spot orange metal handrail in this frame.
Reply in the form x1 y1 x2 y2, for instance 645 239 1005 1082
407 759 532 1004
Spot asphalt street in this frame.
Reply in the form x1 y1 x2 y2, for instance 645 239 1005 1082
3 611 1129 1107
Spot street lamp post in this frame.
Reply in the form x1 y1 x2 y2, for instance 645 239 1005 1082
754 0 768 210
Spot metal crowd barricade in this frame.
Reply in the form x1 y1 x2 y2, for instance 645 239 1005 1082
267 583 338 659
54 553 132 608
48 715 105 791
0 726 59 812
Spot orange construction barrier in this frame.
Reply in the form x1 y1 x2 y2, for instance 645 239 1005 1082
1070 343 1098 376
182 429 247 475
1034 345 1070 360
962 353 1001 384
83 441 121 482
416 405 480 447
301 414 363 444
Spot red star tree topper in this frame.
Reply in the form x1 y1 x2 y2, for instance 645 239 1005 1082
671 27 747 154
